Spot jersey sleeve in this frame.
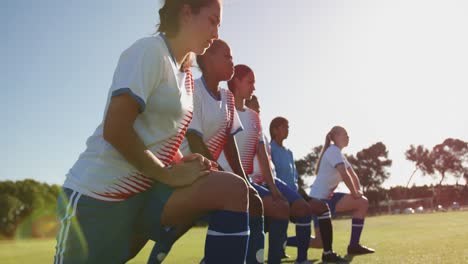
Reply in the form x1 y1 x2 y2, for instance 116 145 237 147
187 83 204 137
325 146 347 168
343 156 352 168
110 39 163 113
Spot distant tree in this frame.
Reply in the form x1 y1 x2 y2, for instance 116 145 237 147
347 142 392 193
431 138 468 185
405 145 434 187
0 179 60 238
295 145 323 199
464 171 468 186
0 194 24 237
295 145 323 177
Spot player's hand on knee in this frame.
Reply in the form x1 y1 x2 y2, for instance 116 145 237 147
164 159 210 187
181 153 216 171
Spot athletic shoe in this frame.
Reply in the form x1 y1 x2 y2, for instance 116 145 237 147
322 252 348 263
347 244 375 255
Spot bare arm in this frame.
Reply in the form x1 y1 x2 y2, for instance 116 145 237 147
186 131 219 169
103 94 209 187
347 167 363 193
256 142 283 200
336 164 360 198
223 135 248 181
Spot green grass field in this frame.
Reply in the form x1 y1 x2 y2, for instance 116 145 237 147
1 211 467 264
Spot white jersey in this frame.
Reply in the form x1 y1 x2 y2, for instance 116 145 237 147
250 133 276 184
64 34 194 201
179 77 242 160
309 145 352 199
217 107 262 175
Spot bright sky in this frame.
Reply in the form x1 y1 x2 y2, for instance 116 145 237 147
2 0 467 188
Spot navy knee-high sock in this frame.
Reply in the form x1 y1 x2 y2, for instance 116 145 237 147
350 218 365 246
204 210 249 264
267 218 288 264
317 211 333 254
295 216 311 262
246 216 264 264
286 236 298 247
147 227 177 263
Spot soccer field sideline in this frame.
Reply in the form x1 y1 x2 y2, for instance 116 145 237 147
1 211 467 263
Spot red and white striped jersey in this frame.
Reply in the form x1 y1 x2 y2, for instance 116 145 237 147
218 107 263 175
180 77 242 160
64 35 193 201
250 133 277 184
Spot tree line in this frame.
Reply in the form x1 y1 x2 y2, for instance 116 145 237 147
0 138 466 238
295 138 467 210
0 179 60 238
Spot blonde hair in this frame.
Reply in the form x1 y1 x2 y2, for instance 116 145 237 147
315 126 345 175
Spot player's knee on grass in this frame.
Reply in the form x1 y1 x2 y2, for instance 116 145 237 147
310 236 323 248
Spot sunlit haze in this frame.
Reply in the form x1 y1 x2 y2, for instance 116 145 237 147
3 0 467 188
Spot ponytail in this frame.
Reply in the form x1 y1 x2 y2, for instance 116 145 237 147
315 132 332 175
315 126 344 175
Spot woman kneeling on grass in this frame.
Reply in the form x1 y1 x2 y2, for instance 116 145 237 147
54 1 250 263
309 126 375 255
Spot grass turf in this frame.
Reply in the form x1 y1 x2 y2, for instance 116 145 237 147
1 211 467 263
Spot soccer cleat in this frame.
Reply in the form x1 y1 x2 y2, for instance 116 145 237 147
322 252 348 263
281 253 291 259
347 244 375 255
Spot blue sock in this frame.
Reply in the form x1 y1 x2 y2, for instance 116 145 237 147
268 218 288 264
246 216 264 264
205 210 249 264
286 236 298 247
147 227 177 264
350 218 365 246
295 216 311 262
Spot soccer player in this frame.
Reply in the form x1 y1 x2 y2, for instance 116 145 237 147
309 126 375 255
148 39 263 264
217 66 290 264
269 117 347 263
53 1 250 263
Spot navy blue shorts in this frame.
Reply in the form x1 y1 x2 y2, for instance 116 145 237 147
274 178 302 204
251 181 271 198
54 188 148 263
255 178 302 203
312 192 347 227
